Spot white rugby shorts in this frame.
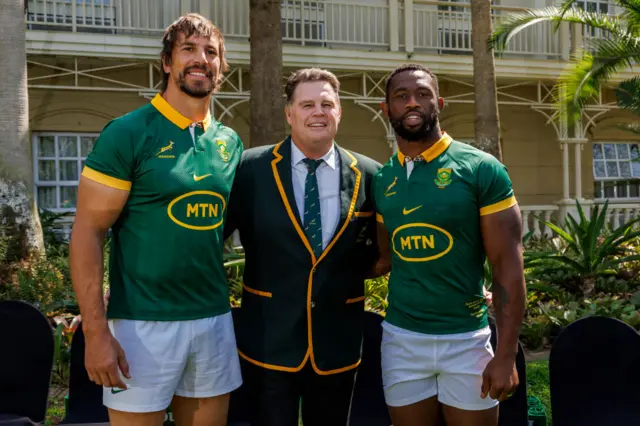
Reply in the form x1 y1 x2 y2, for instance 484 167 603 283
381 321 499 411
102 312 242 413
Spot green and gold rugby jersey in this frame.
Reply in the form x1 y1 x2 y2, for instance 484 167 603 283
82 94 243 321
373 133 516 335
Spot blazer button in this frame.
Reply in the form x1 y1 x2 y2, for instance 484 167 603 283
311 302 316 308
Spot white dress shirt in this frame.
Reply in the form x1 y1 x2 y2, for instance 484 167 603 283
291 141 341 250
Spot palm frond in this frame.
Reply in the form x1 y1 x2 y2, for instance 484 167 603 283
616 0 640 35
489 6 627 53
556 34 640 123
601 254 640 269
533 214 578 252
615 77 640 114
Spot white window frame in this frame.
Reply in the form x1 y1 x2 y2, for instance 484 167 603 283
32 132 100 213
592 141 640 202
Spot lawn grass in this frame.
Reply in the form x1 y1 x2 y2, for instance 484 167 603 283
526 360 551 424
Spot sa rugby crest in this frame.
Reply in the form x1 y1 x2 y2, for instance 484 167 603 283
216 139 230 162
434 168 452 188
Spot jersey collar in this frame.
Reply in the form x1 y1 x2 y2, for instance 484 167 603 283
397 132 453 166
151 94 212 131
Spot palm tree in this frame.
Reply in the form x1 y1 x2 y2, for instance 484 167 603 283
615 76 640 134
615 76 640 114
471 0 503 161
0 0 45 262
249 0 286 147
489 0 640 125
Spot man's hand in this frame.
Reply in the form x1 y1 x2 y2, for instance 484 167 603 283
483 286 493 306
85 328 130 389
481 355 519 402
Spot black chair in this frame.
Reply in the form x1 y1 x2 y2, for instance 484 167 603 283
349 311 392 426
227 307 251 426
549 316 640 426
488 318 528 426
59 322 109 424
0 300 55 424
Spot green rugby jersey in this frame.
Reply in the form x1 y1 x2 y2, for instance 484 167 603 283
373 133 516 335
82 94 243 321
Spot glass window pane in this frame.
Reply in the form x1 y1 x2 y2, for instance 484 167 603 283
594 161 606 177
60 186 78 208
617 144 630 159
606 161 619 177
632 144 640 159
630 181 640 198
37 187 57 209
38 160 56 181
620 162 632 177
59 161 78 181
593 144 603 160
632 161 640 177
38 136 55 157
58 136 78 157
80 136 97 157
604 144 616 159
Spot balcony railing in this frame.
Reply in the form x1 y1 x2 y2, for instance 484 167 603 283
25 0 605 60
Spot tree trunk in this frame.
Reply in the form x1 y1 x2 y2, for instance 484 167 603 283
0 0 45 264
471 0 502 161
249 0 286 147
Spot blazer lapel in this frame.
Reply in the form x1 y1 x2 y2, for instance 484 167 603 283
316 145 361 265
271 137 316 262
335 146 356 236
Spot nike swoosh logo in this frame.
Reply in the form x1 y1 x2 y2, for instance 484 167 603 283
403 206 423 215
193 173 211 182
111 388 127 394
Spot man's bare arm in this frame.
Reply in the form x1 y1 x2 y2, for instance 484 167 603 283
481 204 525 359
480 204 526 400
71 177 127 333
367 221 391 278
70 176 129 387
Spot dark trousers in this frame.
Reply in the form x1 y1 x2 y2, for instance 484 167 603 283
244 360 357 426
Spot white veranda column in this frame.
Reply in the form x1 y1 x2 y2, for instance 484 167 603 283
575 142 583 200
562 141 570 201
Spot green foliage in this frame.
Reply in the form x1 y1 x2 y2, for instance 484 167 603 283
365 275 389 314
224 239 245 307
615 76 640 115
0 209 77 317
522 291 640 350
51 315 79 386
526 200 640 295
490 0 640 124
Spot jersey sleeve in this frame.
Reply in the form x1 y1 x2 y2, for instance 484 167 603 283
82 119 134 191
476 155 517 216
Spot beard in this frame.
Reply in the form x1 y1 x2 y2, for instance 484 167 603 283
389 108 439 142
176 66 216 99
